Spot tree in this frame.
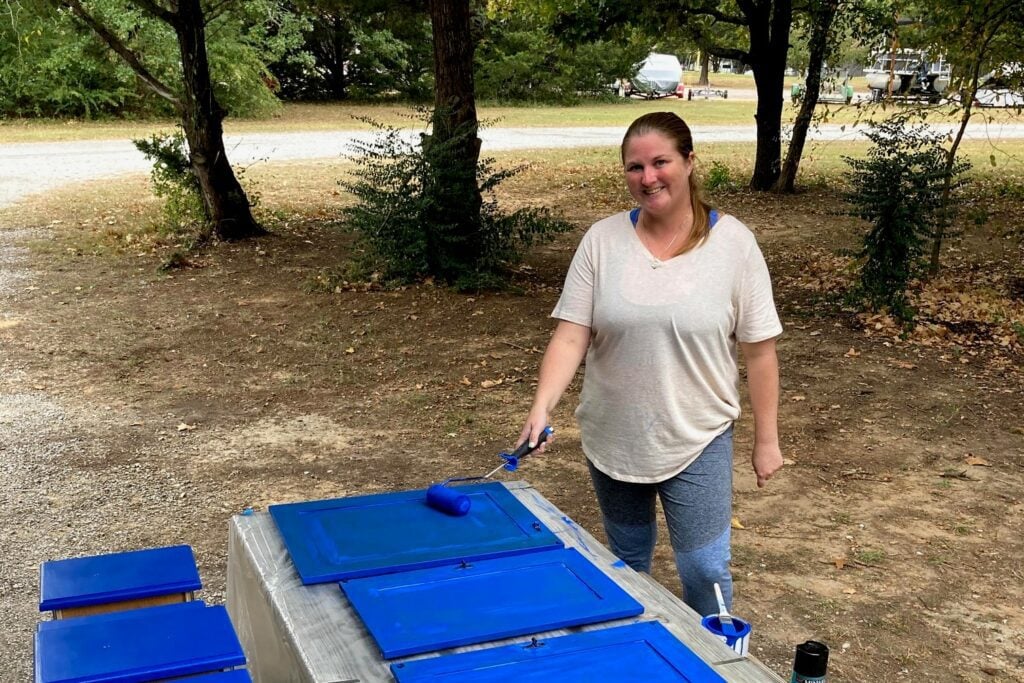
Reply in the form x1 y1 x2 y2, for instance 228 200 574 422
552 0 795 190
4 0 305 118
273 0 432 101
773 0 838 193
422 0 482 279
60 0 264 240
915 0 1024 273
474 2 647 103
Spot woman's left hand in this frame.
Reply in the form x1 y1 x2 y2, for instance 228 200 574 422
751 441 783 488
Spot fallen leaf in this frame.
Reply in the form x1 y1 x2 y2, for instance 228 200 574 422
177 423 195 432
965 454 991 467
730 516 745 530
842 587 857 595
892 361 917 370
791 395 806 402
344 347 355 354
459 376 471 386
0 319 21 330
833 556 847 570
480 378 504 389
844 347 861 357
782 458 797 466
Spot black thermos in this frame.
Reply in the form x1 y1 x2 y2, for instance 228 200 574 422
790 640 829 682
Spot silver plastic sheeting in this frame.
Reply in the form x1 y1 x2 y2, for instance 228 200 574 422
226 482 783 683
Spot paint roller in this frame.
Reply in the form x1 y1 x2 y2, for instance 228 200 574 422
425 426 554 516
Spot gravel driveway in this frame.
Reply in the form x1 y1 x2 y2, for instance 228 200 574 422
5 121 1024 209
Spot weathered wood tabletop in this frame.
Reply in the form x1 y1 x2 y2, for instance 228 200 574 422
226 481 784 683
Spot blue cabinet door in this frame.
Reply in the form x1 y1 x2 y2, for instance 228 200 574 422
341 548 644 658
35 602 245 683
39 544 201 612
390 621 727 682
269 482 562 584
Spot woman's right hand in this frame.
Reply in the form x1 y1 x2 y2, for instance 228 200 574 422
518 407 553 454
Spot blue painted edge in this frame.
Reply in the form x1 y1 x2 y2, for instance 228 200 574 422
390 621 727 682
341 547 645 659
36 600 208 632
39 545 201 611
269 482 563 584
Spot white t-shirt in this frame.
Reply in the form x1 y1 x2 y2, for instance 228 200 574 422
552 210 782 483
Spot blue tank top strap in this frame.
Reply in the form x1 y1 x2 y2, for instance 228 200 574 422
632 207 718 227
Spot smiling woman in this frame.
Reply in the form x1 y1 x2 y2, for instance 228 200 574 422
517 111 784 618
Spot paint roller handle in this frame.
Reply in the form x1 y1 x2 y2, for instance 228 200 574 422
501 426 554 471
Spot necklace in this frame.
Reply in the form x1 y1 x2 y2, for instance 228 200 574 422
638 211 689 267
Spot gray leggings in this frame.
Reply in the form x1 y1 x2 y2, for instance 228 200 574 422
586 426 734 616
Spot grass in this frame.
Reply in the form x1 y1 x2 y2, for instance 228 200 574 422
855 549 886 565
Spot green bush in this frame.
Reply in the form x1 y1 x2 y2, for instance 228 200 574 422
133 129 206 235
340 117 572 290
843 118 969 319
704 161 737 192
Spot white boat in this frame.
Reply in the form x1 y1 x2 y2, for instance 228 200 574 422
864 49 950 102
975 63 1024 108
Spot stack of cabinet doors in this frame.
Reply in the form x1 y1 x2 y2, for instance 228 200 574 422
270 482 728 682
36 544 252 683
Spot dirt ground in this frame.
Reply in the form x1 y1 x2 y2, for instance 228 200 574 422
2 164 1023 682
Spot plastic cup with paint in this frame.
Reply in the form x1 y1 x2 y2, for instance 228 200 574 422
701 614 752 656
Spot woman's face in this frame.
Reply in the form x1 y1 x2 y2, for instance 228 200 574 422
622 132 693 217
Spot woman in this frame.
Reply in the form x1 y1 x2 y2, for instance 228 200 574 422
518 112 783 617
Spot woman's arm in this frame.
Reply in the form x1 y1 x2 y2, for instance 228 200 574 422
740 338 782 488
519 320 592 450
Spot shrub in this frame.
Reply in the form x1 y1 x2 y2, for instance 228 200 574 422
133 129 206 235
843 118 969 320
704 161 737 192
340 116 572 290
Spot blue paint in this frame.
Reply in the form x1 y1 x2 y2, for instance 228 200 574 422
34 602 246 683
342 548 644 659
39 545 201 612
612 559 628 569
270 482 563 584
560 515 591 553
390 621 726 682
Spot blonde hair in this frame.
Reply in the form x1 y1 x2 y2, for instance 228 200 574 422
621 112 714 256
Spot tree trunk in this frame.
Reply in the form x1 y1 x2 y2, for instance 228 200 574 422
175 0 263 241
745 0 793 191
425 0 483 279
774 0 836 193
698 51 710 86
929 8 1010 275
327 14 349 100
